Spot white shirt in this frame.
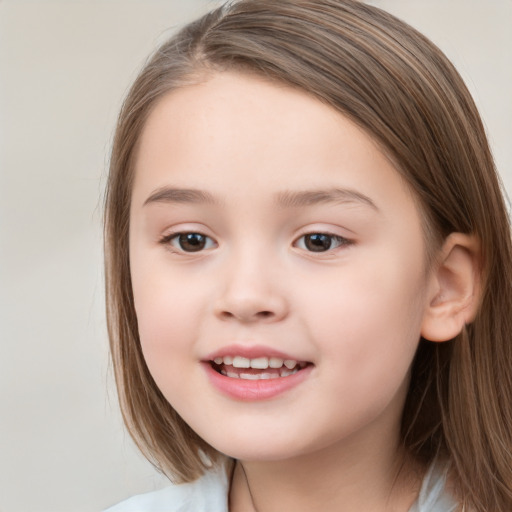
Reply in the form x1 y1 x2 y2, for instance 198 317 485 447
105 461 457 512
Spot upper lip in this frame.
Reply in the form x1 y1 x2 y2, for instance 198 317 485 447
203 344 310 363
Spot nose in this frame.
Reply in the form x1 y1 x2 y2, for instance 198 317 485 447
213 256 289 324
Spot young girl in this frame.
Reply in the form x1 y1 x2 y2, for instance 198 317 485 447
104 1 512 510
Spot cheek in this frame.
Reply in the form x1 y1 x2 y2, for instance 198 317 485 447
129 249 209 365
134 282 200 348
297 251 427 383
300 275 425 435
131 272 210 408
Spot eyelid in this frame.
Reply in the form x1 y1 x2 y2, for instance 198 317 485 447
156 225 354 255
159 228 218 254
158 222 214 242
293 229 354 253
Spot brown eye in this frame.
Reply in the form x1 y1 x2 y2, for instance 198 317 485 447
296 233 350 252
168 232 215 252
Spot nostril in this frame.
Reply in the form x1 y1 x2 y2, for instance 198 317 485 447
215 293 288 323
218 309 274 322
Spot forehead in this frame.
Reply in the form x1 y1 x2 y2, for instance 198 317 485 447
135 72 356 173
132 71 417 220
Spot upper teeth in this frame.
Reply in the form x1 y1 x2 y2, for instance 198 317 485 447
213 356 298 370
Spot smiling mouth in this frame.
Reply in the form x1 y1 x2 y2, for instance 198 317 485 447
210 356 310 380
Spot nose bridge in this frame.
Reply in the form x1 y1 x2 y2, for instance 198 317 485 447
214 239 288 323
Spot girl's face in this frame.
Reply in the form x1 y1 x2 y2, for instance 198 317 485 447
129 72 435 462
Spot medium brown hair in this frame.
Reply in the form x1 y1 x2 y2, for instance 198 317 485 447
105 1 512 509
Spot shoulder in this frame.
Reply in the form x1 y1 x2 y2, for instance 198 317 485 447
104 467 229 512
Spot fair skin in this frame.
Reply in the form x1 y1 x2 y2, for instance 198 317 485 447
129 72 479 511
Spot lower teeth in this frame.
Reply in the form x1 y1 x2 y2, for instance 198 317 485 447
220 367 299 379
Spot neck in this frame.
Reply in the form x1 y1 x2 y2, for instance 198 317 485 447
229 427 423 512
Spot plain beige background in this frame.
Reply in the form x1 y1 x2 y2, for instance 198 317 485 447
0 1 510 511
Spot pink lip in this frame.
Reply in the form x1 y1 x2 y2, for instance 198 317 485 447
203 363 313 401
203 344 306 362
202 344 313 401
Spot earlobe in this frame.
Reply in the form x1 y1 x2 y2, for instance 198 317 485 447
421 233 481 343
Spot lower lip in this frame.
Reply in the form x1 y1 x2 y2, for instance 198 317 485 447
203 363 313 401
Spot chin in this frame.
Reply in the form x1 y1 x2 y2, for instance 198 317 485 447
200 428 322 464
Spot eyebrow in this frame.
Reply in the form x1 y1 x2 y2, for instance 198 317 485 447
143 186 378 211
143 187 217 206
276 188 379 211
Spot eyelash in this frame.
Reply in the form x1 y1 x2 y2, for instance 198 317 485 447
159 231 353 254
159 232 216 253
294 233 352 253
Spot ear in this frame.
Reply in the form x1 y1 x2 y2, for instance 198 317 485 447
421 233 482 342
